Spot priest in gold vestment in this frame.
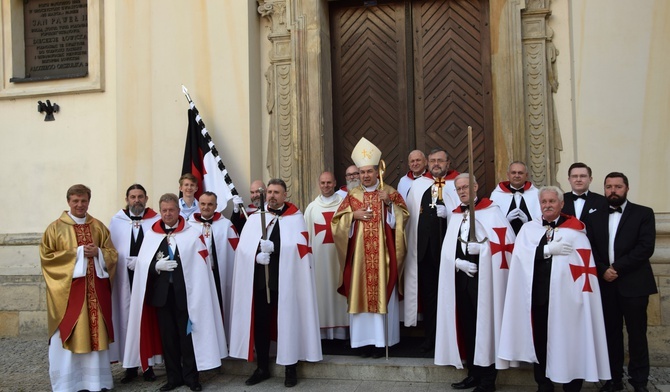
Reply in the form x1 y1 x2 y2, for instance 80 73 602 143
39 184 118 392
332 138 409 357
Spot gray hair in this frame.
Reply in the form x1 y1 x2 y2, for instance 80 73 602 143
538 186 564 202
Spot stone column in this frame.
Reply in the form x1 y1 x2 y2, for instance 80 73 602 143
521 0 562 186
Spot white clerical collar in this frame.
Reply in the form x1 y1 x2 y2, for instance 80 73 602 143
321 193 338 203
413 169 427 178
165 223 178 229
363 180 379 192
68 212 86 224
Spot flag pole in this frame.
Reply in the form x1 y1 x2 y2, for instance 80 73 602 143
181 85 248 219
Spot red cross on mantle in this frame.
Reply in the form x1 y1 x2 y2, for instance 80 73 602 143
569 248 597 292
228 237 239 251
490 227 513 269
297 231 312 258
314 211 335 244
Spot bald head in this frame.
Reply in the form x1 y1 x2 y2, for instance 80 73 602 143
408 150 427 176
319 171 336 197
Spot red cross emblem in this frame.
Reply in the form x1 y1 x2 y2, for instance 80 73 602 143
569 248 597 292
490 227 513 269
314 211 335 244
297 231 312 258
198 235 209 261
228 237 239 250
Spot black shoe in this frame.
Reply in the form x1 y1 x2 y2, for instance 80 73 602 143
120 367 138 383
473 386 496 392
284 365 298 388
159 382 184 391
599 381 624 392
189 382 203 391
371 348 385 359
451 376 480 389
143 367 156 382
359 346 373 358
537 383 554 392
245 368 271 386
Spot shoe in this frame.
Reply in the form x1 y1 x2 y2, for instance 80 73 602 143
359 346 373 358
371 348 385 359
536 384 554 392
473 386 496 392
143 367 156 382
599 380 624 392
189 382 203 391
120 367 138 383
284 365 298 387
451 376 480 389
633 386 649 392
159 382 184 391
245 367 271 386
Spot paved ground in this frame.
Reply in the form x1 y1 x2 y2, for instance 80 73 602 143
2 337 669 392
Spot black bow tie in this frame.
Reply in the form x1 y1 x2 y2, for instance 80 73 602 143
609 206 623 214
268 207 283 216
542 220 557 228
572 193 587 200
199 217 214 224
508 185 524 194
130 215 143 221
460 205 469 212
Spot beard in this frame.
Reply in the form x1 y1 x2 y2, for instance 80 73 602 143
128 204 145 216
346 179 361 189
607 192 627 207
251 198 261 208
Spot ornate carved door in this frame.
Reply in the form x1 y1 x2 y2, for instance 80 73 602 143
331 0 494 193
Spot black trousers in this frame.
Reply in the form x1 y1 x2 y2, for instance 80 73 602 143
253 288 279 371
601 288 650 387
418 250 440 346
455 276 497 387
156 285 198 386
532 303 584 392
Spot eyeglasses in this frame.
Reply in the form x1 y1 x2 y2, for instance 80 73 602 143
345 172 359 178
456 185 470 192
429 159 448 164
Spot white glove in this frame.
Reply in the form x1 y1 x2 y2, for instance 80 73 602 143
155 256 178 273
467 242 484 255
436 204 448 218
506 208 519 222
516 208 529 223
256 252 271 265
232 195 244 213
126 257 137 271
545 238 573 256
260 239 274 253
455 258 478 277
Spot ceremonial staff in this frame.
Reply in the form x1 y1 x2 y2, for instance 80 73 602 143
181 85 248 219
258 188 271 303
378 159 389 360
461 126 487 246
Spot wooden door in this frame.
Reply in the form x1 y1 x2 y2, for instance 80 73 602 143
330 0 494 193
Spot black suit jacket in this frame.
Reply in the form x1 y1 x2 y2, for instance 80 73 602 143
148 240 188 310
417 187 447 262
562 191 608 222
590 201 657 297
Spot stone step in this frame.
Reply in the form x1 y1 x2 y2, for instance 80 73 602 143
221 355 604 389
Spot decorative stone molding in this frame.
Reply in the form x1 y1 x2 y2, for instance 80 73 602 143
258 0 298 202
521 0 562 186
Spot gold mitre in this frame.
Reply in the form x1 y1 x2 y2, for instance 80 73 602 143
351 137 382 168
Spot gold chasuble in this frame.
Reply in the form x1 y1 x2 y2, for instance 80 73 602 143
40 212 117 353
332 184 408 314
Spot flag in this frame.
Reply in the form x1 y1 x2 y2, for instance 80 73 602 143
181 103 238 211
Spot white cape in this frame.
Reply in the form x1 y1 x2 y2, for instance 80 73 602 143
108 208 160 364
228 206 323 365
498 217 610 382
123 220 228 371
304 194 350 339
434 201 515 369
490 182 541 221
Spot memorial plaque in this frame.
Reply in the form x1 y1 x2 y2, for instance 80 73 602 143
23 0 88 80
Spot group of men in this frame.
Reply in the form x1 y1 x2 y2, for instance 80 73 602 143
39 174 323 392
39 138 656 392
